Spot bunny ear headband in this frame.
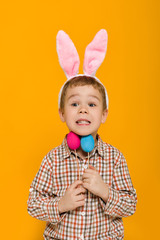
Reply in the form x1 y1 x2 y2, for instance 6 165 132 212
56 29 109 109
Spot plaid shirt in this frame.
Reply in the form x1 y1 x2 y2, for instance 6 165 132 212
27 135 137 240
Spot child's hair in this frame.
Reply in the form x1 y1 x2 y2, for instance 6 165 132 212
59 76 107 111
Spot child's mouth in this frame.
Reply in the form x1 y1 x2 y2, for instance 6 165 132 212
76 120 91 125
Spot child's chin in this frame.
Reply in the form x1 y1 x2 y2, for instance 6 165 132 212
76 131 92 137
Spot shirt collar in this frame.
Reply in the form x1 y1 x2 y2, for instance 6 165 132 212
96 134 105 157
61 134 105 160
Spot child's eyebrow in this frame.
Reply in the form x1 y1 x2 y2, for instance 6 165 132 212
88 95 100 101
67 94 100 101
67 94 79 100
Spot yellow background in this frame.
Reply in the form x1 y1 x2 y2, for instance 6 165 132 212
0 0 159 239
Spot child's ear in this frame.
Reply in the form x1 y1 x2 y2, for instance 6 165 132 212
59 109 65 122
101 109 108 124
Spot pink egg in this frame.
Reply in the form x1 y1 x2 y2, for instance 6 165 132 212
67 132 81 150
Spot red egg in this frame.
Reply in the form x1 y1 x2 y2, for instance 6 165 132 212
67 132 81 150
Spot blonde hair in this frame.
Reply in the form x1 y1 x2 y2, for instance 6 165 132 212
60 76 107 111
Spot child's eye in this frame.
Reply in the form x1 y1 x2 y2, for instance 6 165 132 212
71 103 79 107
89 103 96 107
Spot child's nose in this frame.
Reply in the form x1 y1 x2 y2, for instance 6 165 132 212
79 106 88 114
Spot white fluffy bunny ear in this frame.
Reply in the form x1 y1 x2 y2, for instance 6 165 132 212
83 29 108 76
56 30 80 79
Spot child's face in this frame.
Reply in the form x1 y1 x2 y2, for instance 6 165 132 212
59 85 108 140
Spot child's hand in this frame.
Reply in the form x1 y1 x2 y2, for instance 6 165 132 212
82 165 109 203
58 180 86 214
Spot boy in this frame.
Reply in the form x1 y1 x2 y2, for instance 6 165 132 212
27 30 137 239
27 76 137 239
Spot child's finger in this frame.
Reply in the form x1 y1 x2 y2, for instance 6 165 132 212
82 172 93 180
74 186 86 195
82 181 90 191
76 193 86 202
76 200 85 208
70 180 83 190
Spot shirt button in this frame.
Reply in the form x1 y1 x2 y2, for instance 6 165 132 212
80 211 85 216
83 164 88 169
79 234 84 240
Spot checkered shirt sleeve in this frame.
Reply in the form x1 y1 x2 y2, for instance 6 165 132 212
99 151 137 218
27 154 66 224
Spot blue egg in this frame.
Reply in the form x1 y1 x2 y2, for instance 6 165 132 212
81 135 95 152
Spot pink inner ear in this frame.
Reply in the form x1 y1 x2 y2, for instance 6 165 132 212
83 29 108 76
56 30 80 78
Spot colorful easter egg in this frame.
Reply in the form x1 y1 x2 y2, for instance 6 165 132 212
81 135 95 152
67 132 81 150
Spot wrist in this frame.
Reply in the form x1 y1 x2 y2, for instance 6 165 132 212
58 198 64 214
100 184 109 203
